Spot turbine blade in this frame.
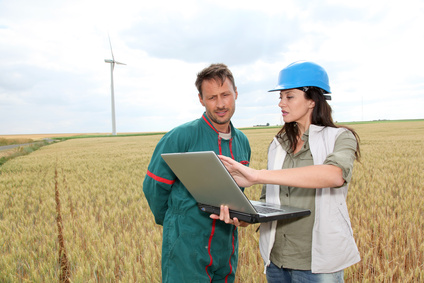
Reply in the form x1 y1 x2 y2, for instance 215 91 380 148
108 34 115 61
115 61 126 65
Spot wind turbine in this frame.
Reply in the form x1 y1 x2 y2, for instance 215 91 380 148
104 36 126 135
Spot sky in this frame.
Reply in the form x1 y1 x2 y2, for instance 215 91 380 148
1 0 423 135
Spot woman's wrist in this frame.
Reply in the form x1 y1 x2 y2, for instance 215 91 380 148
254 169 267 185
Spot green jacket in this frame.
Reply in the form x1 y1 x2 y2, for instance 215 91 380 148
143 113 251 282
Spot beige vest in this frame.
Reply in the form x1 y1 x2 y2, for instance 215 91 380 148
259 125 360 273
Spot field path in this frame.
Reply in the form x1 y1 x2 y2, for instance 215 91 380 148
0 139 55 151
0 143 34 151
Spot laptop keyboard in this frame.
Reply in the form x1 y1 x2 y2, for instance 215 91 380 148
254 205 284 214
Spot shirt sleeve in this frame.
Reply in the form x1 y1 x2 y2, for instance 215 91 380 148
142 130 188 225
323 130 357 185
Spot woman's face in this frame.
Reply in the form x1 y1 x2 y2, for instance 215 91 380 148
278 89 315 126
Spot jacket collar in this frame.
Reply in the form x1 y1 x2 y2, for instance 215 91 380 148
201 112 235 136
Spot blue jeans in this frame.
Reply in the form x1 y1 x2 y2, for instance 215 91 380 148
266 262 344 283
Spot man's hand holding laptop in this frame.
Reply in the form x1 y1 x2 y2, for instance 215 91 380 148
209 205 250 227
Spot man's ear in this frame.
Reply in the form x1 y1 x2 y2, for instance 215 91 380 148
198 93 205 106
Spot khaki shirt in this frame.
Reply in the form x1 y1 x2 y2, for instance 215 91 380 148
261 129 357 270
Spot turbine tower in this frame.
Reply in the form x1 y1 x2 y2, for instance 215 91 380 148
104 36 126 135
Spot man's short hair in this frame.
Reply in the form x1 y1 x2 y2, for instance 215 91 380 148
195 63 236 97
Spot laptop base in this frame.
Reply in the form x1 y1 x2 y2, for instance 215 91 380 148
198 202 311 224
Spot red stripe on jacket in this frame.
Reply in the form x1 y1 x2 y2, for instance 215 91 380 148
202 114 219 134
225 226 237 282
206 219 217 282
146 170 176 185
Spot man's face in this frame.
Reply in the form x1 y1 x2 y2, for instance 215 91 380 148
198 78 238 133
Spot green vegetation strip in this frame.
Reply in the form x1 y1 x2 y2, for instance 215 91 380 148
52 132 167 141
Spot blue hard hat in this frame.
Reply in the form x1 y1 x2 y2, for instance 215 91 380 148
269 61 331 94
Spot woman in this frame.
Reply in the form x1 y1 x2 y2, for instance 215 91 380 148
216 61 361 282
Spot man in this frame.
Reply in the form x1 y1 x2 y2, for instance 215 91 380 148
143 63 251 282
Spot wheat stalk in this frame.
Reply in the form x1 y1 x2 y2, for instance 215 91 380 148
55 166 71 283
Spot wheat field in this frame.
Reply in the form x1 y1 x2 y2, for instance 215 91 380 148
0 121 423 282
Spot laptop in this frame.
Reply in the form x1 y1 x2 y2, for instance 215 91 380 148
161 151 310 223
